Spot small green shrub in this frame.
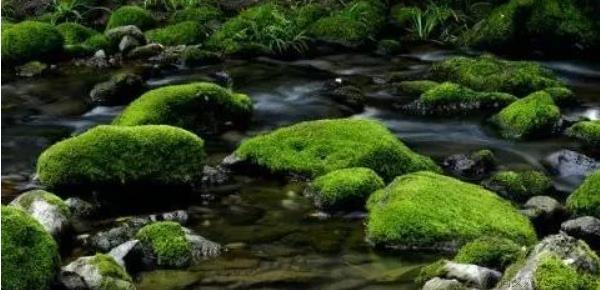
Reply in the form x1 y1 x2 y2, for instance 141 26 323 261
145 21 205 46
106 5 155 30
1 21 64 64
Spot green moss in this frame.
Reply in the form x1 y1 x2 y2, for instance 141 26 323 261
491 91 560 139
487 170 553 202
36 125 206 190
181 46 222 66
533 254 594 290
392 6 420 27
415 259 448 286
106 6 155 31
394 80 440 97
12 189 71 217
366 171 537 248
235 118 440 181
1 206 60 290
430 55 562 96
420 82 517 109
136 221 192 268
311 167 384 210
171 6 223 24
544 86 575 105
567 170 600 218
91 253 134 289
113 82 252 134
145 21 206 46
454 236 525 270
56 22 97 45
1 21 64 64
566 120 600 147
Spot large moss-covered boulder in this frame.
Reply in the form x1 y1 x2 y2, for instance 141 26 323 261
106 6 155 31
1 21 64 64
233 118 440 180
59 254 134 290
57 22 97 45
366 171 536 250
454 236 526 271
2 206 60 290
308 167 384 210
145 21 206 46
113 82 252 134
491 91 560 140
484 170 553 202
36 125 206 190
566 120 600 147
10 189 71 238
430 56 562 97
567 170 600 218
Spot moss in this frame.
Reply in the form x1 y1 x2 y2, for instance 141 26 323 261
394 80 440 97
136 221 192 268
566 120 600 147
91 254 134 289
544 86 575 105
181 46 222 66
171 6 223 24
82 34 112 52
113 82 252 134
1 206 60 290
235 118 440 181
36 125 206 190
430 55 562 97
56 22 97 45
486 170 553 202
420 82 517 111
366 171 537 249
533 254 594 290
415 259 448 286
12 189 71 217
491 91 560 139
1 21 64 64
106 6 155 31
310 167 384 210
145 21 206 46
454 236 525 270
567 170 600 218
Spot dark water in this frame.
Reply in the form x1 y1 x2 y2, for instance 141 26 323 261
2 48 600 289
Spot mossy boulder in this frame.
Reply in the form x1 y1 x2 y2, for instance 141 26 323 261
56 22 98 45
533 254 597 290
1 21 64 64
366 171 536 250
1 206 60 290
233 118 440 181
82 34 112 52
181 46 223 66
491 91 560 139
454 236 525 271
544 86 576 105
171 6 223 24
309 167 384 210
566 120 600 147
36 125 206 190
136 221 192 268
145 21 206 46
393 80 440 97
430 55 562 97
484 170 553 202
113 82 252 134
60 254 134 290
106 6 155 31
10 189 71 238
566 170 600 218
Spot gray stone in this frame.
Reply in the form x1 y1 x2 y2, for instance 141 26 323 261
127 43 163 59
442 261 501 289
105 25 146 45
521 196 566 225
544 149 599 178
59 254 135 290
10 189 71 238
89 72 144 105
561 216 600 249
423 277 467 290
65 197 97 218
15 61 47 77
119 35 140 52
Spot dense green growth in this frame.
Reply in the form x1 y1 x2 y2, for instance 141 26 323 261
235 118 440 180
394 80 439 97
82 34 111 52
145 21 205 46
486 170 553 202
566 120 600 147
454 236 525 270
567 170 600 218
544 86 575 105
12 189 71 217
419 82 516 110
106 6 155 30
533 254 598 290
415 260 448 286
1 21 64 64
181 46 222 66
136 221 192 268
171 6 223 24
366 171 536 249
1 206 60 290
491 91 560 139
36 125 206 189
113 82 252 133
310 167 384 210
56 22 97 45
91 254 134 289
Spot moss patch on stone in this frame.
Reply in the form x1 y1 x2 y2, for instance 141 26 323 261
82 34 111 52
415 259 448 286
12 189 71 217
394 80 439 97
454 236 525 270
417 82 517 114
145 21 206 46
57 22 98 45
1 21 64 64
136 221 192 268
106 6 155 31
486 170 553 202
566 120 600 147
171 6 223 24
533 254 597 290
234 118 440 181
92 254 134 288
544 86 575 105
566 170 600 218
491 91 560 139
310 167 384 210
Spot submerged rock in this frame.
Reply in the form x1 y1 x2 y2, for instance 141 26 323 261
567 170 600 218
544 149 599 179
325 85 366 111
561 216 600 249
443 149 496 180
59 254 135 290
393 80 439 97
375 39 402 56
521 196 567 234
9 189 71 238
89 72 144 106
483 170 553 203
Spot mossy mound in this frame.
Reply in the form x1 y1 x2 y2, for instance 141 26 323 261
36 125 206 190
566 120 600 147
56 22 97 45
234 118 440 181
11 189 70 217
533 253 598 290
136 221 192 268
90 254 134 289
544 86 576 105
181 46 222 66
491 91 560 140
1 21 64 64
106 6 155 31
82 34 111 52
394 80 440 97
366 171 536 250
415 82 517 114
145 21 206 46
1 206 60 290
310 167 385 210
454 236 525 270
485 170 553 202
171 6 223 24
113 82 252 134
566 170 600 218
430 56 562 97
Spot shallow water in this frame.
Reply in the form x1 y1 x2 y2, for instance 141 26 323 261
2 48 599 289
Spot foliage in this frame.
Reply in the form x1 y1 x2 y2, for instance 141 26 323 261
1 21 64 64
491 91 560 139
143 0 201 11
106 5 155 30
136 221 192 268
47 0 110 25
145 21 206 45
310 167 384 210
408 2 465 42
566 170 600 218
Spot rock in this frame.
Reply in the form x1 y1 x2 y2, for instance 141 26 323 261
181 46 222 66
59 254 135 290
9 189 71 238
2 21 64 65
65 197 97 218
126 43 163 59
418 260 502 289
566 120 600 148
443 149 496 180
366 171 536 251
326 85 366 111
145 21 206 46
561 216 600 249
108 240 140 268
105 25 146 45
483 170 553 203
543 150 599 179
423 277 466 290
521 196 566 234
118 35 140 52
89 72 144 106
15 61 48 77
566 170 600 218
201 165 230 187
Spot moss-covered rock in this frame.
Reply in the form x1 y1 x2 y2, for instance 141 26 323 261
309 167 384 210
113 82 252 134
10 189 71 237
181 46 222 66
56 22 98 45
366 171 536 250
145 21 206 46
484 170 553 202
544 86 576 105
430 55 562 97
533 254 595 290
36 125 206 190
106 6 155 31
567 170 600 218
171 6 223 24
136 221 192 268
391 6 420 27
1 206 60 290
1 21 64 64
454 236 525 270
233 118 440 181
393 80 440 97
61 253 135 290
566 120 600 147
491 91 560 139
82 34 111 52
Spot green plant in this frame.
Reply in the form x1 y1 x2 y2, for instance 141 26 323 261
143 0 200 11
406 2 464 42
1 21 64 64
48 0 110 25
106 5 155 30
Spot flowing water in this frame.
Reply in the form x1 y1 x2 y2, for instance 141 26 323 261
2 47 599 289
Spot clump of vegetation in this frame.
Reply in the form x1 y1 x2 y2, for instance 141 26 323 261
145 21 206 46
454 236 525 270
491 91 560 139
485 170 553 202
81 33 111 52
310 167 384 210
106 5 155 30
136 221 192 268
417 82 517 113
544 86 575 105
1 21 64 64
414 259 448 286
170 6 223 24
566 120 600 147
566 170 600 218
392 3 465 42
56 22 98 45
